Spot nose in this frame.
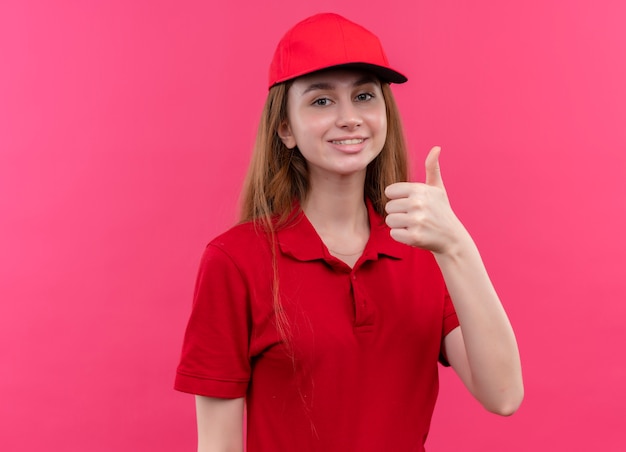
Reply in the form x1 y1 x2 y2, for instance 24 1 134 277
335 100 362 129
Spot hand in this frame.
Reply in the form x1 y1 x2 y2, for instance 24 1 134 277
384 146 465 254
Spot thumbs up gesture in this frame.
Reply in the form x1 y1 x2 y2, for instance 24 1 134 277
385 146 466 254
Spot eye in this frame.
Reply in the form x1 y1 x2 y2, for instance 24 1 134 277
312 97 331 106
355 92 374 102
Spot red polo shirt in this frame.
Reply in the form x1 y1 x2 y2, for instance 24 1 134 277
175 201 459 451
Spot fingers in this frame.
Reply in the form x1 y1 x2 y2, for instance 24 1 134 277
388 227 413 246
384 197 412 214
385 212 413 229
385 182 414 200
386 146 445 200
384 146 454 250
425 146 444 188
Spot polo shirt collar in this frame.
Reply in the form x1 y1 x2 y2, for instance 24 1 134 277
276 199 408 263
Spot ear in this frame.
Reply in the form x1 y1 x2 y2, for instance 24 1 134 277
277 121 297 149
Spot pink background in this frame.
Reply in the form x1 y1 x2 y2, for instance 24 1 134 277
1 0 625 450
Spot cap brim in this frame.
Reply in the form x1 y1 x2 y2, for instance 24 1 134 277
271 62 408 87
330 63 408 84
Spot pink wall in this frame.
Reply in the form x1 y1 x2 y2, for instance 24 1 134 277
1 1 625 450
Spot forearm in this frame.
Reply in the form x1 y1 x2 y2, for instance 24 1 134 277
196 396 244 452
435 232 524 414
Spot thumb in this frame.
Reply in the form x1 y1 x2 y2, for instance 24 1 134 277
425 146 444 188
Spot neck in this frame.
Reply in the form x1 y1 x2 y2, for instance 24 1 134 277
302 172 368 230
301 171 371 268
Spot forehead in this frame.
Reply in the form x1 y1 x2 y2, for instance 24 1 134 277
289 68 381 94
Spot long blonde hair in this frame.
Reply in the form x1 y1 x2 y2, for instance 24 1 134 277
238 79 410 354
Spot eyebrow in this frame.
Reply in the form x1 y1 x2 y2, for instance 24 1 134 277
301 76 379 95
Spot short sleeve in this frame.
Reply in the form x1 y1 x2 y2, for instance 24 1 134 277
174 244 251 398
439 291 460 367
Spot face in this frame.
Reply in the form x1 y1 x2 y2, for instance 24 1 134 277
279 69 387 182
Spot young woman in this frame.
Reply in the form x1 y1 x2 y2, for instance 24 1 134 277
175 13 523 452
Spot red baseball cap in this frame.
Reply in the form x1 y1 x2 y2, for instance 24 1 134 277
268 13 408 89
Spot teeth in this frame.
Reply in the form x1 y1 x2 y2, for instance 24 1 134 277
332 139 364 145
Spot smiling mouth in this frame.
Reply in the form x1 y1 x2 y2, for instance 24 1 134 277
330 139 365 145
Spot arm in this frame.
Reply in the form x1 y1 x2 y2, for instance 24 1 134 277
385 146 523 415
435 236 523 415
195 396 244 452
